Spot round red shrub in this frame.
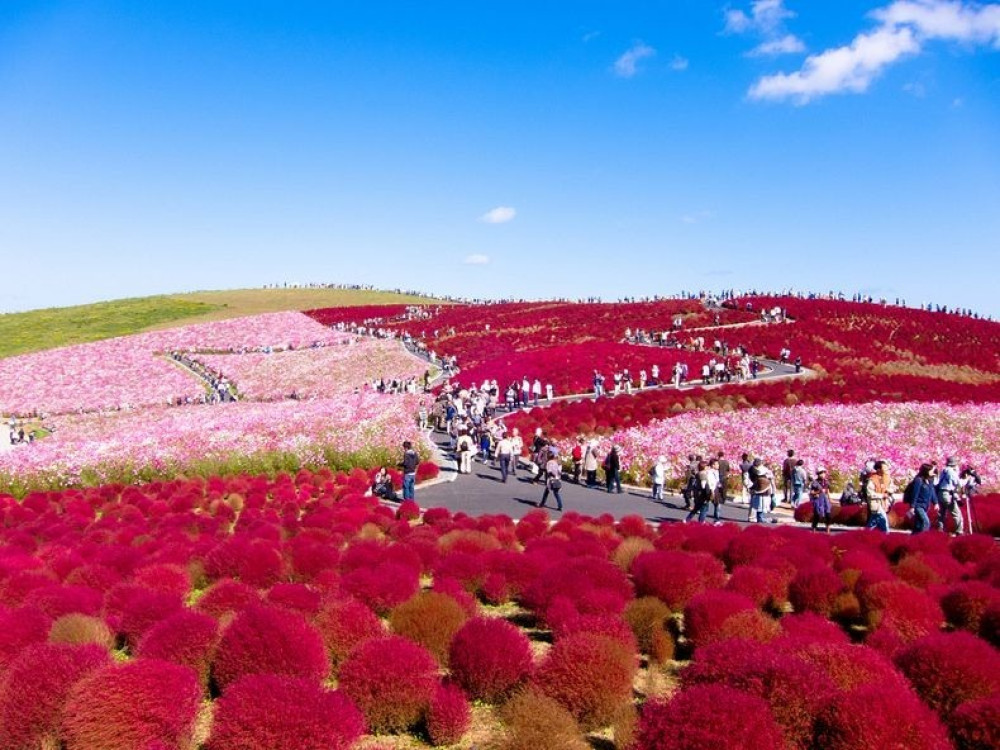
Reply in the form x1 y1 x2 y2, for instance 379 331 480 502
860 579 943 643
682 640 836 749
948 694 1000 750
212 604 329 690
683 591 756 649
103 584 183 648
337 635 439 733
0 606 50 671
783 640 909 693
194 579 261 619
636 685 786 750
949 534 998 565
425 681 471 747
203 537 285 588
724 565 788 610
940 581 1000 633
314 597 385 668
341 562 419 615
532 632 636 731
631 550 726 611
0 643 109 750
265 583 322 616
788 567 845 617
812 684 952 750
131 564 192 597
894 631 1000 715
449 616 533 703
22 584 103 620
61 658 201 750
206 674 363 750
137 609 219 686
778 612 850 644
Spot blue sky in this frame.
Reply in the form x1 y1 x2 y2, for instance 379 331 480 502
1 1 998 315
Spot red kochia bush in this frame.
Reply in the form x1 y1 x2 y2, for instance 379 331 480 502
940 581 1000 633
61 658 201 750
0 643 109 750
683 591 756 648
206 674 364 750
337 635 439 733
212 604 329 690
341 562 419 615
0 606 50 671
812 684 952 750
788 567 845 617
778 612 850 644
103 584 183 648
948 694 1000 750
894 631 1000 715
448 616 533 703
315 597 385 668
137 609 220 686
425 681 471 747
636 685 786 750
194 579 261 619
681 639 835 750
532 632 636 731
631 550 726 610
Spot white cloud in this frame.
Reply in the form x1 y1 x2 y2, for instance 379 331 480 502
670 54 690 71
750 26 919 103
874 0 1000 44
750 33 807 56
681 210 714 224
463 254 490 265
582 30 601 43
749 0 1000 103
614 41 656 78
479 206 516 224
725 0 796 35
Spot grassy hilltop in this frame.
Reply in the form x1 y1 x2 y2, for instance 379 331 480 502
0 287 442 359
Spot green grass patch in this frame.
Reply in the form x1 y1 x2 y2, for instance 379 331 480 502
1 288 446 359
0 296 219 359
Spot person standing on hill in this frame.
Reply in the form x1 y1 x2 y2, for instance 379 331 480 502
781 450 796 504
808 467 832 533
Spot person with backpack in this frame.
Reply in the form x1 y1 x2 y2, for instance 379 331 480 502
455 430 475 474
935 456 964 535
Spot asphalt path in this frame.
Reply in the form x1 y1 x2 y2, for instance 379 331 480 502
415 428 797 527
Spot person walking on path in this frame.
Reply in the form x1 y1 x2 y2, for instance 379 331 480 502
496 434 514 483
716 451 730 504
808 467 832 533
906 463 936 534
538 451 564 511
456 430 475 474
571 438 585 484
399 441 419 502
604 445 623 494
866 460 894 533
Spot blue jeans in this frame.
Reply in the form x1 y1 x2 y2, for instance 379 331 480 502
498 454 511 482
912 506 930 533
867 512 888 533
751 493 770 523
402 473 415 501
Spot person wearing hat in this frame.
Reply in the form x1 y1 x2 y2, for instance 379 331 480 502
935 456 964 535
808 467 833 533
748 457 775 524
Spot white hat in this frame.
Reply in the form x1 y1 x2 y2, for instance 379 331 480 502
658 455 667 464
816 466 827 474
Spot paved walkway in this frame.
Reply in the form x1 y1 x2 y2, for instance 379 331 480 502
416 428 797 526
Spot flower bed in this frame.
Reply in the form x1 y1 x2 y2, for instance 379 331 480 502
555 401 1000 493
0 393 425 494
0 312 351 415
195 340 427 401
0 483 996 749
